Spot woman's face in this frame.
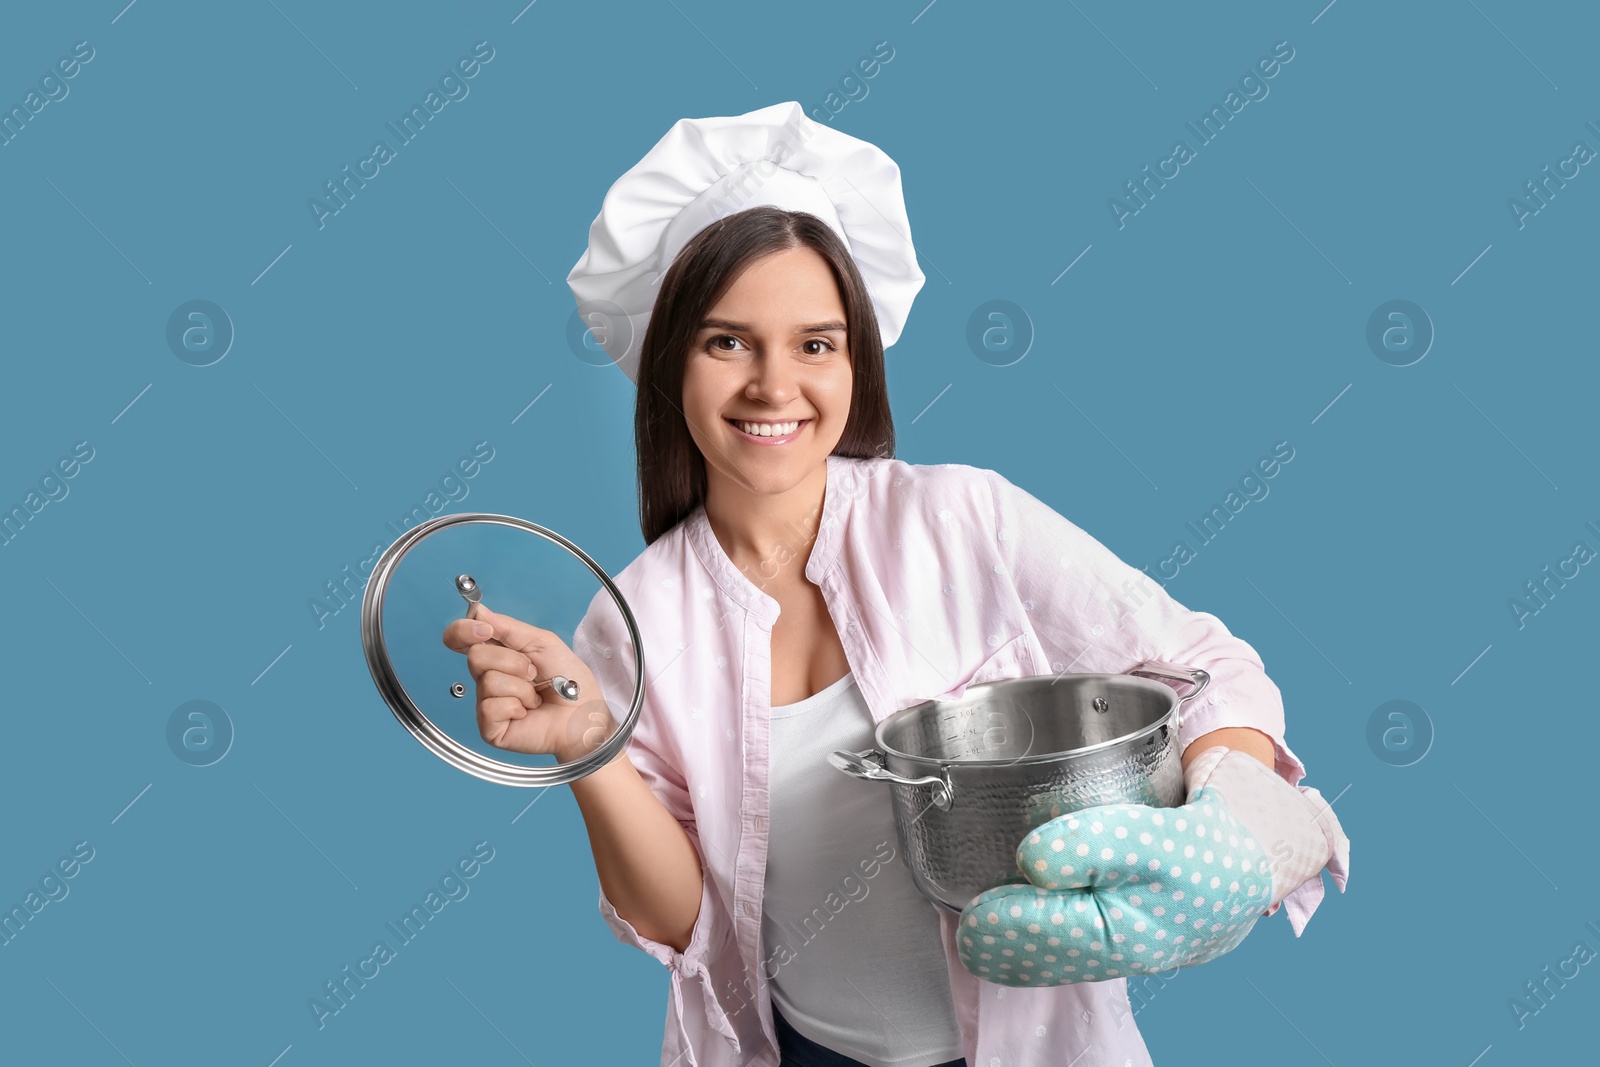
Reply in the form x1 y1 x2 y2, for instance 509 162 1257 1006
681 245 853 499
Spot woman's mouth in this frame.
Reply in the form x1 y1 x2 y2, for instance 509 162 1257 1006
726 418 809 445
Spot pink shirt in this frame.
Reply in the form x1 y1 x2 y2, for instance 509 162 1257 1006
573 453 1314 1067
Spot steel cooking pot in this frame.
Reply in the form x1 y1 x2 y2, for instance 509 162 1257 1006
827 661 1209 913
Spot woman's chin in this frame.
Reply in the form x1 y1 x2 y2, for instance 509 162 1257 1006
716 450 824 494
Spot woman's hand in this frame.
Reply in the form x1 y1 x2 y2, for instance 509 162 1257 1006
440 602 613 762
955 747 1349 987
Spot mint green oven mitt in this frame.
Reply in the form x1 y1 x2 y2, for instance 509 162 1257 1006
956 746 1350 987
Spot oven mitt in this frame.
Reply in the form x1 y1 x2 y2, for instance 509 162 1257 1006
955 746 1350 987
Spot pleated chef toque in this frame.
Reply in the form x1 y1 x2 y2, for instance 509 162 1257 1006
565 101 926 385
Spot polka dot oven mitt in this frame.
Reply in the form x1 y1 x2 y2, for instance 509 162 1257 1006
956 747 1350 988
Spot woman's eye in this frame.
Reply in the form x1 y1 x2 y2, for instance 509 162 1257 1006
704 335 837 356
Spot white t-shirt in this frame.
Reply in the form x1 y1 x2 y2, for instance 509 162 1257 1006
761 670 965 1067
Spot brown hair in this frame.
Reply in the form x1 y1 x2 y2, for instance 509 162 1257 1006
634 206 895 545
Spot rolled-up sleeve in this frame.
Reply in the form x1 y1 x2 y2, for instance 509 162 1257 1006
984 468 1307 786
572 593 742 1049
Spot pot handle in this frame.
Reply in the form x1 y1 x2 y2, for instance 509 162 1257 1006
1127 660 1211 711
828 747 954 811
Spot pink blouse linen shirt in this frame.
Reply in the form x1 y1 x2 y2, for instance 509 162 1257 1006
571 453 1316 1067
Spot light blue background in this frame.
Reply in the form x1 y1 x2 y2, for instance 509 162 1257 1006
1 1 1594 1064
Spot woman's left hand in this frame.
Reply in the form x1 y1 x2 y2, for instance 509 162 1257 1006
955 747 1350 987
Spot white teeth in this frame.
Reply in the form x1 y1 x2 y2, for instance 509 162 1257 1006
737 420 799 437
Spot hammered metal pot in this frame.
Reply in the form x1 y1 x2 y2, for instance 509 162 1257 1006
827 661 1209 914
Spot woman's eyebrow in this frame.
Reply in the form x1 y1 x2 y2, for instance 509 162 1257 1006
697 318 847 334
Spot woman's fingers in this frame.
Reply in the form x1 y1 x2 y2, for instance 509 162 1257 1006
442 603 548 656
477 695 531 745
476 667 539 709
441 612 498 653
465 642 537 688
441 601 597 755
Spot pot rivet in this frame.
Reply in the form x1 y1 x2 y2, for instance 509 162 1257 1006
1092 697 1109 714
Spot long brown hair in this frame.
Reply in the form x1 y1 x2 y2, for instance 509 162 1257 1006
635 206 896 545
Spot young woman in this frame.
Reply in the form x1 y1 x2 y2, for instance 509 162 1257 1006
447 204 1342 1067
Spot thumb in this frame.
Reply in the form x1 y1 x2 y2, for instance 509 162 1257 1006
1016 804 1151 892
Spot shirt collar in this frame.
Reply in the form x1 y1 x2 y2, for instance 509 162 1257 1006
685 452 854 625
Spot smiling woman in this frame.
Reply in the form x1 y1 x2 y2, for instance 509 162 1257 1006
684 246 852 469
636 206 894 547
550 102 1345 1067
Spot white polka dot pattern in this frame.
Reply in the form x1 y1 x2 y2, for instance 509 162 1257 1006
954 787 1272 987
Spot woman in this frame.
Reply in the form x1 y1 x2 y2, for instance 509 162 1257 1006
447 106 1346 1067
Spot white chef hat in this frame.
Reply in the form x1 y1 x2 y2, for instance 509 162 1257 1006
566 101 925 384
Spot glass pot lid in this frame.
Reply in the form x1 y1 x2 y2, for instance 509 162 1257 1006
359 513 645 787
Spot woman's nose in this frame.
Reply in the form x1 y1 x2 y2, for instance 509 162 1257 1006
743 351 796 403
